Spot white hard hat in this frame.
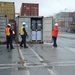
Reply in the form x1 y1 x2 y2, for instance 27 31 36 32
55 23 58 26
22 22 26 25
8 24 11 26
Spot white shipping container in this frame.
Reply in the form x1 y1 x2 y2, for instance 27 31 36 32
43 17 52 43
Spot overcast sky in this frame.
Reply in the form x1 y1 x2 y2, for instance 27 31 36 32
0 0 75 16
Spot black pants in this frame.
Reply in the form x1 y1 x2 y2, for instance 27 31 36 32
20 35 26 47
6 36 13 49
52 36 57 47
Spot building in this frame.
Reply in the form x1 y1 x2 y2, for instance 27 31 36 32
20 3 39 16
0 2 15 20
55 12 75 32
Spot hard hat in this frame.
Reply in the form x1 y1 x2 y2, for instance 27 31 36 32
22 22 26 25
8 24 11 26
55 23 58 26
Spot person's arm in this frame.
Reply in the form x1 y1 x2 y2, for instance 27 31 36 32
23 28 28 36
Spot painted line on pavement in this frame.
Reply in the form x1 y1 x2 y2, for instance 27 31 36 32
27 44 43 61
18 46 30 75
65 47 75 52
27 44 56 75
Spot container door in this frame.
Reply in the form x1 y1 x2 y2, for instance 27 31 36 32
31 20 37 31
37 20 42 31
36 31 42 41
32 31 36 41
43 17 52 43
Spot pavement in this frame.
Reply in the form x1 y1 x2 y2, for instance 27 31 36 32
0 32 75 75
58 32 75 39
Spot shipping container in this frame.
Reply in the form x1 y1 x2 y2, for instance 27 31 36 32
43 17 52 43
65 22 69 32
0 2 15 20
0 16 7 43
72 17 75 22
69 12 75 17
20 3 39 16
57 22 65 26
9 19 16 38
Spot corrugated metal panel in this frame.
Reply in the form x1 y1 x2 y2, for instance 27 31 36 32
58 27 65 32
57 22 65 26
43 17 52 43
72 17 75 22
20 3 39 16
18 17 31 42
69 12 75 17
64 17 72 22
0 2 15 19
0 16 7 42
65 22 69 31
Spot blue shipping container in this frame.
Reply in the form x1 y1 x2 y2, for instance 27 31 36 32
72 17 75 22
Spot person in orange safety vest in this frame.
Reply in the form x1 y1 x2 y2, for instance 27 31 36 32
52 23 58 47
5 24 14 51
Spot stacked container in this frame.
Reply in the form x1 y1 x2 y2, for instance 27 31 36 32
20 3 39 16
55 12 72 32
0 2 15 20
0 16 7 43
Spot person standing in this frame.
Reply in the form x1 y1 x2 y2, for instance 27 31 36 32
20 22 28 48
5 24 14 50
52 23 58 47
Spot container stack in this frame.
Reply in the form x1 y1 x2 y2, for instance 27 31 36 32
0 2 15 20
20 3 39 16
0 16 7 43
69 12 75 32
55 12 72 32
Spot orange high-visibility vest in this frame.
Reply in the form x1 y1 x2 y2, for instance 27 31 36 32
5 27 10 36
52 26 58 37
20 26 25 35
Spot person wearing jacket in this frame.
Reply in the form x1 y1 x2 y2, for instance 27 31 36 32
52 23 58 47
5 24 14 50
20 22 28 48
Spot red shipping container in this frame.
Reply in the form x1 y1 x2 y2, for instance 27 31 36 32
69 12 75 17
9 19 16 38
57 22 65 26
20 3 39 16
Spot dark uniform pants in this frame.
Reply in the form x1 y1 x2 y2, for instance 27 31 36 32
52 36 57 47
6 36 13 49
20 35 26 47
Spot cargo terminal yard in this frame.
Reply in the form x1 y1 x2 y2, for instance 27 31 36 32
0 1 75 75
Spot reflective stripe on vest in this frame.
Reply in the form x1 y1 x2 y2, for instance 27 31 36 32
20 26 24 35
5 28 10 36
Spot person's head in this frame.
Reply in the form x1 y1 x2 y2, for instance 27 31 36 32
7 24 11 27
54 23 58 27
22 22 26 26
